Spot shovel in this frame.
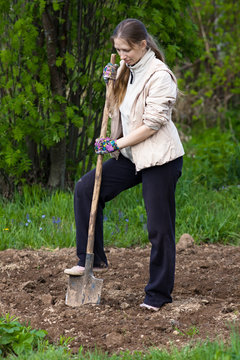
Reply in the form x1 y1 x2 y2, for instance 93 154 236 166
65 53 116 307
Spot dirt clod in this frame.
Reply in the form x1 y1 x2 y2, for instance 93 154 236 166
0 244 240 354
176 233 195 251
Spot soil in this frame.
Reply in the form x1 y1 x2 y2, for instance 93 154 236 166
0 237 240 355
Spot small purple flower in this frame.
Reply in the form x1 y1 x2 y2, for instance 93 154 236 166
52 217 61 227
118 210 123 219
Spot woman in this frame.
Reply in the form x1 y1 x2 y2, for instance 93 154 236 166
65 19 184 311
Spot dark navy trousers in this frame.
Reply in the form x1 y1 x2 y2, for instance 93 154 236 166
74 154 183 307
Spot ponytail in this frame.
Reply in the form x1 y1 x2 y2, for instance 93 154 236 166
114 64 130 107
147 34 165 62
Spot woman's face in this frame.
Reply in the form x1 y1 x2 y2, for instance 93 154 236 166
114 38 147 66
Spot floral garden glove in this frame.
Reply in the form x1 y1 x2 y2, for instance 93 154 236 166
103 63 118 84
94 137 119 155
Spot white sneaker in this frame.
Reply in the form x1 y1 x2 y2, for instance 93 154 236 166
64 264 108 276
64 265 84 276
140 303 160 311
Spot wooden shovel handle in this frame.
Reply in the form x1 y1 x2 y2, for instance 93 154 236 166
87 54 116 254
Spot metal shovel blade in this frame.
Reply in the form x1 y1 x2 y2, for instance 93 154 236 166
65 254 103 307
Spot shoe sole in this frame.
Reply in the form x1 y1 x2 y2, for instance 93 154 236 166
64 270 84 276
140 303 160 311
64 268 108 276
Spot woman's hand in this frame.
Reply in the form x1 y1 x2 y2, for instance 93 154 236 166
103 63 118 83
94 137 119 155
94 126 156 155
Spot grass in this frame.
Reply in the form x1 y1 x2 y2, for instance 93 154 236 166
2 324 240 359
1 314 240 359
1 174 240 250
1 127 240 250
0 185 76 250
176 176 240 245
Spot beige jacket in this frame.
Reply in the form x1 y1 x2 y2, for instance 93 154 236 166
110 56 184 172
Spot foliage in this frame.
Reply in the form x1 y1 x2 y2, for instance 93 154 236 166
2 182 240 249
0 0 198 189
0 186 76 250
184 127 240 189
1 129 240 248
2 326 240 359
135 0 201 66
0 314 47 357
0 0 239 196
177 0 240 129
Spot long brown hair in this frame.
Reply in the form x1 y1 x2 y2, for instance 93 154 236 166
111 19 165 106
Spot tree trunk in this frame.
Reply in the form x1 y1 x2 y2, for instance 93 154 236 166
42 1 69 188
48 137 66 189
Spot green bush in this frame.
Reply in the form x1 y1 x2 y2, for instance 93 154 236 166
184 127 240 189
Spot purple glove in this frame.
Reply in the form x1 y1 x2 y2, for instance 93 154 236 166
94 137 119 155
103 63 118 84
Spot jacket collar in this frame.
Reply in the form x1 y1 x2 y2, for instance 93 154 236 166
127 49 155 71
126 49 155 84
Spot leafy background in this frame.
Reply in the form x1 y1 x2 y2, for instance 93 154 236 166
2 0 239 191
